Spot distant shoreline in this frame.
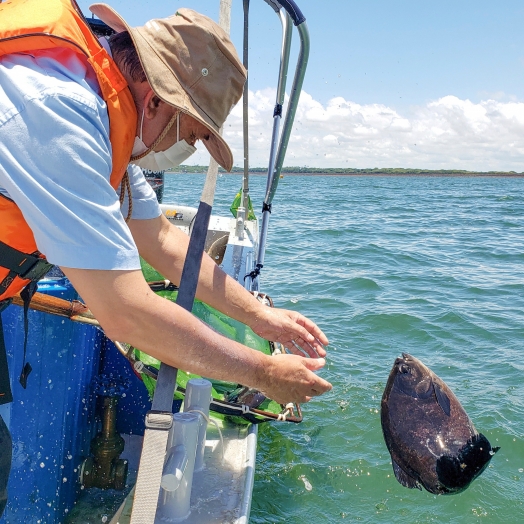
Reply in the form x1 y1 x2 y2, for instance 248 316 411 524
168 166 524 177
168 170 524 178
245 172 524 178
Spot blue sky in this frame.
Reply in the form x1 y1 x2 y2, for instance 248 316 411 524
79 1 524 170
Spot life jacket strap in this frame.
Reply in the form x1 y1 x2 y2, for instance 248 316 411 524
18 281 39 389
0 242 53 389
0 313 13 406
0 241 53 284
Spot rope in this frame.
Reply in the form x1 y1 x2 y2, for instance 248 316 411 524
187 409 225 462
122 110 179 223
119 170 133 222
277 403 294 421
130 111 179 162
210 397 298 423
244 262 263 281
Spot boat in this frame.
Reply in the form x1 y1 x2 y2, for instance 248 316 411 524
0 0 310 522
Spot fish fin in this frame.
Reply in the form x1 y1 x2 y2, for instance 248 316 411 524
436 433 498 493
433 381 451 416
392 460 422 491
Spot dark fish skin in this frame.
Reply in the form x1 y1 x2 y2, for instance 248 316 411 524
381 353 499 495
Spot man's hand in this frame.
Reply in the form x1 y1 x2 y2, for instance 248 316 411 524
258 354 332 404
249 306 329 359
60 266 332 406
126 215 333 403
130 216 329 357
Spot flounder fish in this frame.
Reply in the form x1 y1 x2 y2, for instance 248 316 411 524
381 353 499 494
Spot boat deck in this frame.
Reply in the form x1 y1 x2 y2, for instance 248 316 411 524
67 419 257 524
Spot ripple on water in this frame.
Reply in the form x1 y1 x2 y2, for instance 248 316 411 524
162 174 524 524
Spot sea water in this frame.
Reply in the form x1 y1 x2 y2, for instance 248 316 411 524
164 173 524 524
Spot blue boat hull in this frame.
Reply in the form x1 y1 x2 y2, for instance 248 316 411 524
0 279 101 524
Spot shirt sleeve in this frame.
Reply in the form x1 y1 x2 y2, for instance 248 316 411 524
0 50 142 271
119 164 162 221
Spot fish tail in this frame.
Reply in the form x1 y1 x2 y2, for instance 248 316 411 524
436 433 498 493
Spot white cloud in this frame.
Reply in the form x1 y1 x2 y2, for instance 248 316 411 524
187 89 524 171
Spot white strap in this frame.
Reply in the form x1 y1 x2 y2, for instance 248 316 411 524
129 4 230 519
129 411 172 524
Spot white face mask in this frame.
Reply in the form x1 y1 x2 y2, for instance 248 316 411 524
131 110 197 172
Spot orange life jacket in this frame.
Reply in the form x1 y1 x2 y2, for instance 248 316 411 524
0 0 137 302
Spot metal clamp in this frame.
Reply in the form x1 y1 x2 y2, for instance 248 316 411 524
145 410 173 431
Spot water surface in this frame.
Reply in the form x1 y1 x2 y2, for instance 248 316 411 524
165 174 524 523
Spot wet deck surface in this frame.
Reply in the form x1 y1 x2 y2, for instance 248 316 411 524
67 420 255 524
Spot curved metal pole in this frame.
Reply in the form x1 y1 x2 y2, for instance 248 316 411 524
245 4 293 290
263 10 292 204
205 0 233 181
252 9 310 286
241 0 250 213
267 21 309 201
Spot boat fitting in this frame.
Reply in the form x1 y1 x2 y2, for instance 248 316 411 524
155 412 200 522
80 374 129 490
183 378 212 472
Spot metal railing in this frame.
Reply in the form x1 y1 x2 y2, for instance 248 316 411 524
246 0 310 290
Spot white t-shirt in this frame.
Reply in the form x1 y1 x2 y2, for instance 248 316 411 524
0 47 161 270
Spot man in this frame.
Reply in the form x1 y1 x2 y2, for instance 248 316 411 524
0 1 333 513
0 0 332 501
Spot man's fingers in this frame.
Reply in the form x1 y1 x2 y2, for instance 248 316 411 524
263 354 332 404
300 337 327 358
305 358 332 393
303 356 326 372
285 326 327 358
285 338 319 358
295 314 329 346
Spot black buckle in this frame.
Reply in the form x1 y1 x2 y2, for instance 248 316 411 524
21 259 53 281
0 241 52 281
10 255 38 278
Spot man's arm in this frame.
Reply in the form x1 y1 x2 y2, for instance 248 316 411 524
128 214 329 358
59 266 331 404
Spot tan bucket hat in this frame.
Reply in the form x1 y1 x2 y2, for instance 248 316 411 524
89 4 247 172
